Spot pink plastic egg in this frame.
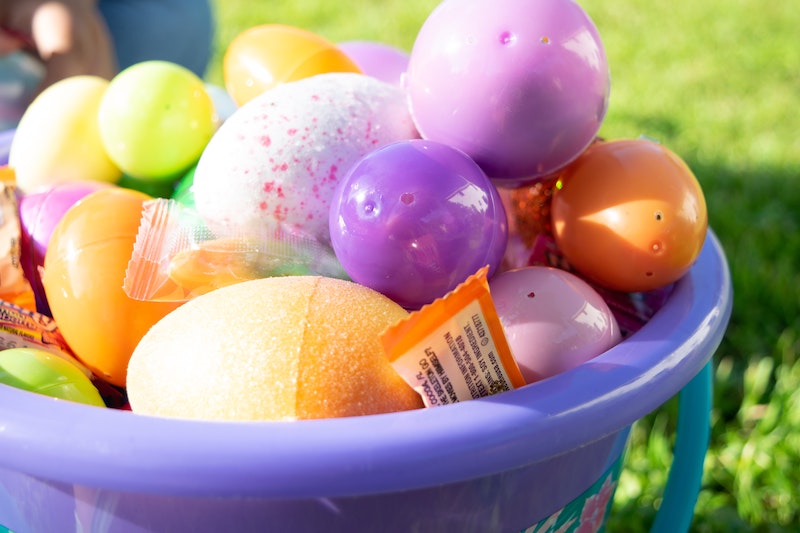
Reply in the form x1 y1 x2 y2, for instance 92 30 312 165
406 0 610 184
18 180 114 315
489 266 621 383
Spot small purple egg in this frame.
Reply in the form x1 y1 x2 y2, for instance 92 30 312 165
329 139 508 309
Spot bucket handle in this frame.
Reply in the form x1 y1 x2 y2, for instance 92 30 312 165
650 360 713 533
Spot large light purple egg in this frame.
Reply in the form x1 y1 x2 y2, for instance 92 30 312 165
19 180 113 315
406 0 610 185
329 139 507 309
490 266 621 384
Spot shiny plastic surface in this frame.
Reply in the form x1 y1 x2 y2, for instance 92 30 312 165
329 139 508 309
41 188 181 386
551 138 708 292
0 348 105 407
97 61 216 180
18 181 113 315
490 266 621 383
9 75 121 192
223 24 361 106
0 229 731 498
406 0 610 183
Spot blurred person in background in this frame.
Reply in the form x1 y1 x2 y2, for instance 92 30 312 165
0 0 213 90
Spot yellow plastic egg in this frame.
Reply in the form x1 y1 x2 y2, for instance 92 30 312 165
8 76 122 193
223 24 362 106
42 188 182 386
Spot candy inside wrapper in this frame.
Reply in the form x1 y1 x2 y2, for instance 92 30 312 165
124 199 347 302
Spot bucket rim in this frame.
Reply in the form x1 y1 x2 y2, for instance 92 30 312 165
0 229 732 498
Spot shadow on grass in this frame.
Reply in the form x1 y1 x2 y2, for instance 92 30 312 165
605 154 799 532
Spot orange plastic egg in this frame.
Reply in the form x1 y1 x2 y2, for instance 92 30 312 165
41 188 182 386
551 138 707 293
223 24 362 106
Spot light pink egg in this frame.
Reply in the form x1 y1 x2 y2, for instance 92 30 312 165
489 266 621 384
192 73 418 244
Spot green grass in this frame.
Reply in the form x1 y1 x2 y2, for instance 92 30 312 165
207 1 800 530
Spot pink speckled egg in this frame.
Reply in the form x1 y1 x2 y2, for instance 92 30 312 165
192 73 418 244
489 266 621 384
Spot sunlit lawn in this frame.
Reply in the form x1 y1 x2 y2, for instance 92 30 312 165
208 1 800 530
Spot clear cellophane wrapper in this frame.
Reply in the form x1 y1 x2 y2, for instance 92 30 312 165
124 198 347 303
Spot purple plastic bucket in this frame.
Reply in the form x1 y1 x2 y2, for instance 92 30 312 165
0 228 731 532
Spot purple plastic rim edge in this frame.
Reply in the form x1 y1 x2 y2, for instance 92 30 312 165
0 230 732 499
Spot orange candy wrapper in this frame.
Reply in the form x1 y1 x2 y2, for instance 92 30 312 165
382 266 526 407
0 181 36 311
124 198 346 302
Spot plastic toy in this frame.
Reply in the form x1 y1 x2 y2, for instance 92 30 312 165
551 138 708 292
329 139 507 309
98 61 216 180
9 75 122 192
0 347 105 407
223 24 361 106
41 187 181 386
489 265 621 383
18 180 114 315
406 0 610 184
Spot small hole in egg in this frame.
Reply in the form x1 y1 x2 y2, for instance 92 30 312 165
645 272 654 277
400 192 415 205
499 31 517 45
527 291 536 298
654 210 664 221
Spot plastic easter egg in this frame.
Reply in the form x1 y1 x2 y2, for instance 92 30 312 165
41 188 182 386
223 24 362 106
406 0 610 184
490 266 621 383
338 40 409 86
193 73 418 246
551 138 708 293
98 60 216 180
330 139 508 309
18 180 114 315
8 75 122 192
0 347 105 406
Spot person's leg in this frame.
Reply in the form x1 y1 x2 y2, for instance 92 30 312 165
98 0 214 78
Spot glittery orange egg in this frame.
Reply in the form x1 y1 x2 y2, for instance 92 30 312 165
127 276 424 420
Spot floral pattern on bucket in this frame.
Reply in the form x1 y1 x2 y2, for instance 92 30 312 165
523 456 621 533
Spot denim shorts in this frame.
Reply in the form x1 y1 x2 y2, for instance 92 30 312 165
99 0 214 77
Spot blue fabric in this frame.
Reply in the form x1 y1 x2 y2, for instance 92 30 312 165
98 0 214 77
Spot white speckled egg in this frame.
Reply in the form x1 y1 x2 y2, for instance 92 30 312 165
192 73 418 243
